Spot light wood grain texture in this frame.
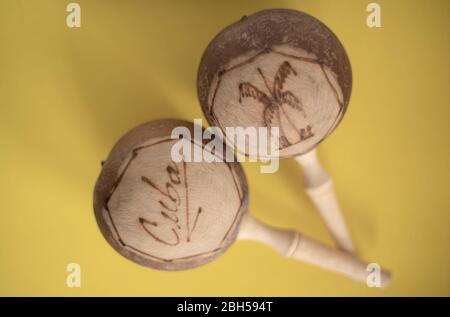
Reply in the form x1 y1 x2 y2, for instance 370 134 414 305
93 119 248 270
93 119 390 286
295 149 354 252
197 9 351 158
239 214 389 287
197 9 355 252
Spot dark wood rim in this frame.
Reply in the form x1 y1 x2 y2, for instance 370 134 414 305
197 9 352 158
93 119 248 270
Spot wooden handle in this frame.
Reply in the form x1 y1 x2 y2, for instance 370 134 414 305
238 214 390 287
295 149 355 253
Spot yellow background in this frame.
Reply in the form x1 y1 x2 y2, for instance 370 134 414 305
1 0 449 296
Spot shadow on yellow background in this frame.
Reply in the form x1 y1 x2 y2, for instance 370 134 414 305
0 0 449 296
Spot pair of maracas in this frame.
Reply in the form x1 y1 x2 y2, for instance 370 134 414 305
94 9 390 285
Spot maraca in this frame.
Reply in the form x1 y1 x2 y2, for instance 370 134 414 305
93 119 390 285
197 9 355 252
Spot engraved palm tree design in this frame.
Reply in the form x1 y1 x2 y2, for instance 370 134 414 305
238 61 314 149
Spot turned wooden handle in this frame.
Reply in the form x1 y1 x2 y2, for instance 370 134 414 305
294 149 355 253
238 214 390 287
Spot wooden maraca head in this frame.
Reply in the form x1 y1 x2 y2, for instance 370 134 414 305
93 120 247 270
198 9 352 158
